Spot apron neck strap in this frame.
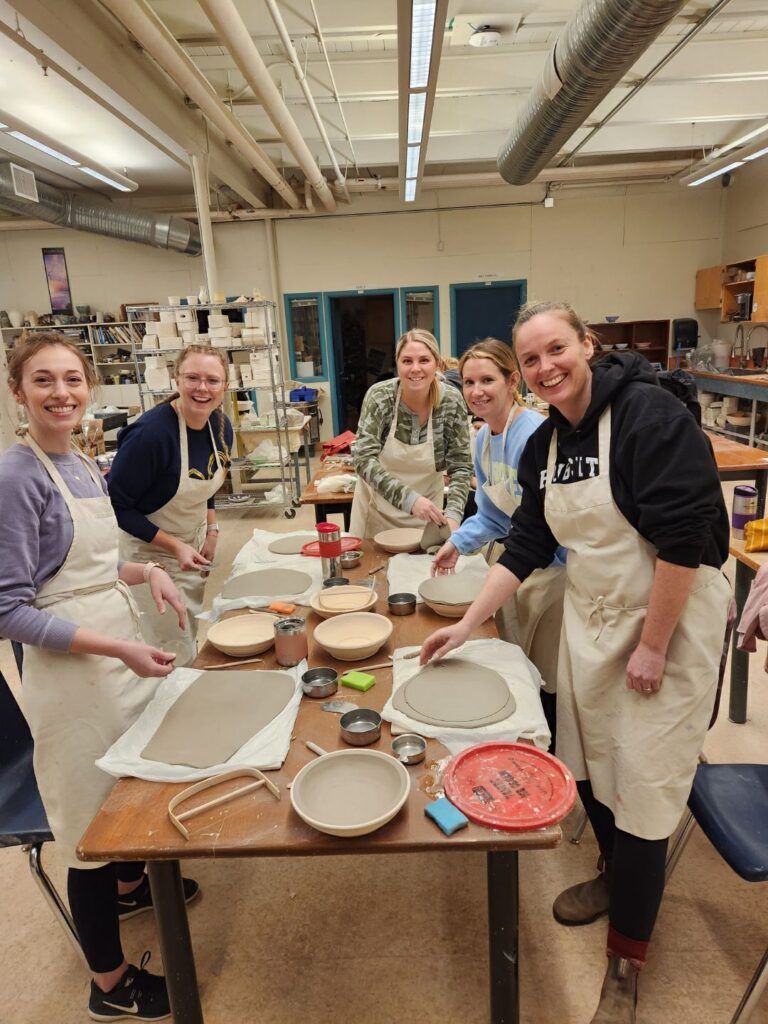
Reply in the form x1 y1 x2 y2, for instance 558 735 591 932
482 403 521 477
546 406 612 483
390 382 434 440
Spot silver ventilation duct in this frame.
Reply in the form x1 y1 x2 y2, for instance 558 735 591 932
497 0 687 186
0 162 201 255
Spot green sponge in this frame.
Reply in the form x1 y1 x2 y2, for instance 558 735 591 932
340 670 376 692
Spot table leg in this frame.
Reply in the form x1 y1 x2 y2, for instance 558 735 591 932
487 850 519 1024
147 860 204 1024
756 469 768 519
729 559 753 724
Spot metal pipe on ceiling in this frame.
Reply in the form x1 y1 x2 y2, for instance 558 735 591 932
100 0 301 209
262 0 351 198
497 0 689 185
197 0 336 211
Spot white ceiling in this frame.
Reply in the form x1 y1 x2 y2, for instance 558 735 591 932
0 0 767 207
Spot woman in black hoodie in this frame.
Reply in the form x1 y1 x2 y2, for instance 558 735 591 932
421 301 730 1024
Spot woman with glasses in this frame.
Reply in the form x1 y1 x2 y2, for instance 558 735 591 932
109 346 233 665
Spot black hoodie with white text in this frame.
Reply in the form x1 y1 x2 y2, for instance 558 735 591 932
498 353 729 582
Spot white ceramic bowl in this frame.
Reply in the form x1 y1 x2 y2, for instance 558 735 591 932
206 612 276 657
615 343 629 350
290 748 410 837
313 612 393 660
418 573 486 618
309 586 377 619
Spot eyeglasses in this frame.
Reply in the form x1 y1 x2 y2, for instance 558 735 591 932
179 372 225 389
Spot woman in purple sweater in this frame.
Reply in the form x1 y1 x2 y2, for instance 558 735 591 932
0 333 191 1022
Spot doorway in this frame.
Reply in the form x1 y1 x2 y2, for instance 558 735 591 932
328 291 397 431
451 280 527 356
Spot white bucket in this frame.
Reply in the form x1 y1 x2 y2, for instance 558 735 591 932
712 340 733 370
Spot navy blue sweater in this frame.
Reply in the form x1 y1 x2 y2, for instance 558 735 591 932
108 402 233 542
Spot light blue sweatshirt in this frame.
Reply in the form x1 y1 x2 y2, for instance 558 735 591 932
451 408 547 555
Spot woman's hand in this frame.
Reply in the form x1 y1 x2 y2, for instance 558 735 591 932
117 640 176 678
174 541 211 572
198 532 218 564
148 567 187 631
431 541 459 576
411 496 447 525
420 620 471 664
626 641 666 696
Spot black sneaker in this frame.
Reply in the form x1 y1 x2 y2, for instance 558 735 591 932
118 874 200 921
88 951 170 1021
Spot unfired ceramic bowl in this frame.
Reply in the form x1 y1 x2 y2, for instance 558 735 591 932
374 527 423 553
313 612 393 660
418 573 485 618
290 748 410 836
309 586 377 619
206 613 276 656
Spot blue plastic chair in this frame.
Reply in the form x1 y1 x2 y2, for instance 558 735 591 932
666 762 768 1023
0 662 85 964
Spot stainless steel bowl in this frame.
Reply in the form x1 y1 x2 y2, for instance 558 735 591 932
302 667 339 699
340 550 363 569
391 734 427 765
339 708 382 746
388 592 416 615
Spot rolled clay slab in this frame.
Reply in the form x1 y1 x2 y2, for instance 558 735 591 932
222 568 312 599
141 670 295 768
374 527 422 553
393 658 515 728
267 534 316 555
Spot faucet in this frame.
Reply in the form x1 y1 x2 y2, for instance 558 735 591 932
734 323 748 368
747 324 768 368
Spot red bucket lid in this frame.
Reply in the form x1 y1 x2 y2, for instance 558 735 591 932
443 742 576 832
301 536 363 557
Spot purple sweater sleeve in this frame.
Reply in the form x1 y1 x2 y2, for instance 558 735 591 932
0 445 109 651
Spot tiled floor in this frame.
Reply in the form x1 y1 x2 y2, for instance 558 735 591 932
1 488 767 1023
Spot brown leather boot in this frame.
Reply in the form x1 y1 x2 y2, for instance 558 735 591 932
552 868 609 925
590 956 638 1023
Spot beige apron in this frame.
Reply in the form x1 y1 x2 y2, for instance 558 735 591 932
120 404 226 666
350 385 444 539
546 408 731 840
21 438 156 869
482 407 565 692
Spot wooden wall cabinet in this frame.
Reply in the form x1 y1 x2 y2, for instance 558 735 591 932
587 319 670 363
695 256 768 322
695 266 724 310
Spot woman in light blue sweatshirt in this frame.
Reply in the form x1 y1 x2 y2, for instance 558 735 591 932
432 338 565 728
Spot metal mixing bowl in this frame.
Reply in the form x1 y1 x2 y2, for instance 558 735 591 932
340 550 363 569
339 708 382 746
301 667 339 699
388 592 416 615
391 734 427 765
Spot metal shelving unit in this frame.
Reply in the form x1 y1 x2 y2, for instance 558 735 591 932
126 300 303 518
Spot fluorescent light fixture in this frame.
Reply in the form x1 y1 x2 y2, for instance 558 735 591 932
712 122 768 160
407 93 426 145
80 166 132 192
406 146 420 178
410 0 437 89
8 130 79 166
686 160 744 187
404 178 417 202
744 145 768 162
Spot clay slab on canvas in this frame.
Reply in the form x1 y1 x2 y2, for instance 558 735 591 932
393 659 515 728
141 670 295 768
267 534 315 555
222 568 311 599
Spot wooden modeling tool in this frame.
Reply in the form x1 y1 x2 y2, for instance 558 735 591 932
168 768 280 840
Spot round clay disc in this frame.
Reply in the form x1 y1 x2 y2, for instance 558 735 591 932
267 534 316 555
393 659 515 728
222 568 312 599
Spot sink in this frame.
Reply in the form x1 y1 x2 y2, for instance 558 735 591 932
726 368 766 376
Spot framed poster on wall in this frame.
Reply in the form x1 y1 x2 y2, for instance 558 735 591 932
41 247 74 314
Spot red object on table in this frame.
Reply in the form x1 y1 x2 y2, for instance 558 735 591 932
301 536 362 557
320 430 356 460
444 742 576 832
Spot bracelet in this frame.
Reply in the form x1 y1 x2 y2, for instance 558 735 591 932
206 523 220 534
143 561 163 584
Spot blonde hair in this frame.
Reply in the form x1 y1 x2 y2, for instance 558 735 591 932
459 338 523 405
7 331 98 394
395 329 444 410
512 300 598 351
443 356 460 370
163 345 231 466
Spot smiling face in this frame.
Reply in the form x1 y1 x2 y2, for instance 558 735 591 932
175 352 227 426
461 356 519 431
13 344 90 449
396 340 438 400
514 313 594 424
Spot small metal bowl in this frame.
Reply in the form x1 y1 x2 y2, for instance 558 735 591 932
340 550 363 569
301 667 339 699
388 592 416 616
322 577 349 588
391 734 427 765
339 708 382 746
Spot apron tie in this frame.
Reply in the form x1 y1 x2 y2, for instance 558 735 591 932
587 595 607 641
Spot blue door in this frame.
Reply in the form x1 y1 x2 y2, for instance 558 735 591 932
451 280 527 357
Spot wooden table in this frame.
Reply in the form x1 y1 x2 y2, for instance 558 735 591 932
728 537 768 723
78 543 560 1024
706 430 768 517
299 464 355 529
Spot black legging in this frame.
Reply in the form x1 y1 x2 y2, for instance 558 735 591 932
577 780 668 943
67 861 145 973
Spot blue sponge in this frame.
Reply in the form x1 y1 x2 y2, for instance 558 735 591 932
425 796 469 835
